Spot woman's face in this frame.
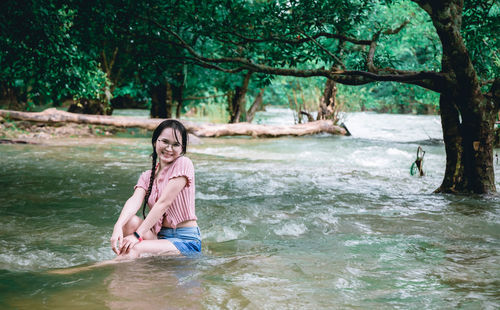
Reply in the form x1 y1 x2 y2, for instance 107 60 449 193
155 127 183 166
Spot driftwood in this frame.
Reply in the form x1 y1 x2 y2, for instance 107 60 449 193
0 138 39 144
0 108 347 138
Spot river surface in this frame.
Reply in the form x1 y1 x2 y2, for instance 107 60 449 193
1 109 499 309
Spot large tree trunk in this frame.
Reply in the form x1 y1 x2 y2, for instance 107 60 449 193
417 0 498 193
174 83 184 119
0 83 26 110
437 91 497 193
229 72 252 123
150 83 173 118
174 69 185 118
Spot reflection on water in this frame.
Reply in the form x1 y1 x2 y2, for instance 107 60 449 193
0 110 499 309
105 258 203 310
1 258 203 309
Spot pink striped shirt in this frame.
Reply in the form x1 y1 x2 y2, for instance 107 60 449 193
134 156 196 233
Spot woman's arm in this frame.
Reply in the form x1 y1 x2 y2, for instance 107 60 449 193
114 187 146 228
135 176 187 237
110 187 146 254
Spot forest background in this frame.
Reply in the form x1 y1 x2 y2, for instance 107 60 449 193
0 0 499 193
5 0 494 118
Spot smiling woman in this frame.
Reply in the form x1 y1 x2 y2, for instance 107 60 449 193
109 119 201 260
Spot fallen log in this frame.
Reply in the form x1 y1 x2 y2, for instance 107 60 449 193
0 138 40 144
0 108 347 138
191 120 346 137
0 108 161 130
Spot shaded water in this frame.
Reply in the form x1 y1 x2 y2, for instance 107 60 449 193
1 109 499 309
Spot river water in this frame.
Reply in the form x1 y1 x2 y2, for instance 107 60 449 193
1 109 499 309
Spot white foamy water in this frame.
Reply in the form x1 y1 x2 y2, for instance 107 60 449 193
273 223 308 237
0 108 499 309
343 112 442 142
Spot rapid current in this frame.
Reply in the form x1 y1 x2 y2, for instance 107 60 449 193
0 108 499 309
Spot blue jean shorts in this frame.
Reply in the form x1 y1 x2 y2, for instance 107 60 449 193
157 226 202 256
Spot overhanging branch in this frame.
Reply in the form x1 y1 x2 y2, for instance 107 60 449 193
168 29 447 92
143 17 447 92
224 30 372 46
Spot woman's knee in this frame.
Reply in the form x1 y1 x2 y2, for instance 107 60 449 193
122 215 142 235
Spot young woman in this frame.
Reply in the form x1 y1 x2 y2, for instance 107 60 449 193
110 119 201 259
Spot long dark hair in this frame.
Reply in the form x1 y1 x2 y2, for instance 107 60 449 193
142 119 188 218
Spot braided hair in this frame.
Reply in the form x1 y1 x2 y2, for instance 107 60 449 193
142 119 188 218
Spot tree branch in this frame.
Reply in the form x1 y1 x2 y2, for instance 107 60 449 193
383 19 411 35
142 16 447 92
367 19 411 73
182 56 247 74
224 30 372 46
367 31 381 72
299 30 346 69
184 94 229 101
171 28 447 91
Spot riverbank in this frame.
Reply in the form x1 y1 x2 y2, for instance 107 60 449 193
0 108 347 139
0 116 149 142
2 113 500 147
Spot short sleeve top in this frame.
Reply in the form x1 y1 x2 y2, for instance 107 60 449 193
134 156 196 233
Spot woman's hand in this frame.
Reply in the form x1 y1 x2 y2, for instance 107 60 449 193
110 226 124 255
119 235 140 255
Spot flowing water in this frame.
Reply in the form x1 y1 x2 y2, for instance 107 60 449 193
1 109 499 309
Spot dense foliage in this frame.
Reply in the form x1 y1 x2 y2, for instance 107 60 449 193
0 0 498 118
0 1 108 110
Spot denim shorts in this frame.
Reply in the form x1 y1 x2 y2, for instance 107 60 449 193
157 226 202 256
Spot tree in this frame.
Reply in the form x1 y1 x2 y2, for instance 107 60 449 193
415 0 499 194
141 0 499 194
114 1 275 122
0 1 109 111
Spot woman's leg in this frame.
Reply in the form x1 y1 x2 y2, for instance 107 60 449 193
49 239 180 274
115 240 181 260
49 217 179 274
122 215 157 240
116 215 181 259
